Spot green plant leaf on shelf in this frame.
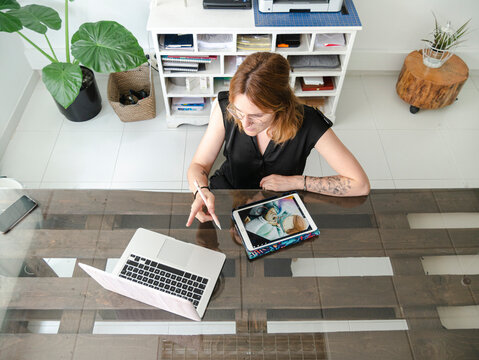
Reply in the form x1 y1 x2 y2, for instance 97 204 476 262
7 4 61 34
0 10 21 32
71 21 146 73
42 62 82 109
0 0 20 11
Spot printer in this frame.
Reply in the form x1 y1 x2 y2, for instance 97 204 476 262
259 0 343 13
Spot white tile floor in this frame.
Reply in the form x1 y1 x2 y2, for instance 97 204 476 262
1 72 479 191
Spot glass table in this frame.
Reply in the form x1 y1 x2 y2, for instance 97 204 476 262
0 189 478 359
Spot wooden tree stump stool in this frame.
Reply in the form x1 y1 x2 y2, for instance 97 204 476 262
396 50 469 114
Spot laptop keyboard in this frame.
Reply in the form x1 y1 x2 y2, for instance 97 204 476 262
119 253 208 308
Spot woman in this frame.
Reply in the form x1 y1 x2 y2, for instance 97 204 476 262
186 52 369 227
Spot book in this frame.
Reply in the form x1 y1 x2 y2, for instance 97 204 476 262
172 97 205 106
162 61 199 68
164 67 199 73
161 55 216 64
300 77 334 91
163 63 206 73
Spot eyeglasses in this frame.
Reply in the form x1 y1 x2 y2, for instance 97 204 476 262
227 104 272 124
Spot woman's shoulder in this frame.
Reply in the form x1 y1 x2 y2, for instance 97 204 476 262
302 105 333 128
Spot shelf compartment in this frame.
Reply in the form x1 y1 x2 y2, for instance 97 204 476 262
298 96 332 117
312 33 347 52
213 77 231 94
169 97 212 118
275 33 311 53
197 34 235 52
224 55 247 76
294 76 337 97
237 34 272 52
166 77 213 97
162 58 221 77
288 54 342 73
157 34 194 52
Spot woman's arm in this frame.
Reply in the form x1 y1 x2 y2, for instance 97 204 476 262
309 128 370 196
186 99 226 226
259 129 370 197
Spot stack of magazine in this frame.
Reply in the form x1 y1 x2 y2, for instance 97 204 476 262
172 97 205 112
161 55 216 73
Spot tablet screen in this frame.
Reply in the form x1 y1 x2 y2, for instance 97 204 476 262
236 194 313 249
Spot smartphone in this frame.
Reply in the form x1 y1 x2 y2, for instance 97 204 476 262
232 192 317 251
0 195 38 234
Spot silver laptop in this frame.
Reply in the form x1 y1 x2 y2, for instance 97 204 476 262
79 228 226 321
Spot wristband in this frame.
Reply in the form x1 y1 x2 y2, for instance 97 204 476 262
303 175 307 192
193 185 210 199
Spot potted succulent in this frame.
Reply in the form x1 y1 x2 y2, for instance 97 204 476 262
0 0 147 122
421 13 470 69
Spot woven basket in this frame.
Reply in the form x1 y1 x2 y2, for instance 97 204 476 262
107 65 156 122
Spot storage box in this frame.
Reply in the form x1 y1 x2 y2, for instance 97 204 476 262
107 65 156 122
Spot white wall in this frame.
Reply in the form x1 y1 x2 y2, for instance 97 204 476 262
21 0 152 69
0 34 35 159
350 0 479 71
16 0 479 72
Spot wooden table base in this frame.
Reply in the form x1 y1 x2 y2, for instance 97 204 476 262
396 51 468 113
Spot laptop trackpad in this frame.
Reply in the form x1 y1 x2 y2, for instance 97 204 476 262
157 240 193 268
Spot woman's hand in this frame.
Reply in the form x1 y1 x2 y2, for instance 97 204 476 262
186 189 217 227
259 174 303 192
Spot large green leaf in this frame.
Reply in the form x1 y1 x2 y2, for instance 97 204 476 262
42 62 82 109
0 10 21 32
8 5 61 34
0 0 19 11
71 21 146 73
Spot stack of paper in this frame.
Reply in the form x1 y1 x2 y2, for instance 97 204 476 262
172 97 205 112
237 34 271 51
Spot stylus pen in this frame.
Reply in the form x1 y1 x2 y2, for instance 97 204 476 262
194 180 222 230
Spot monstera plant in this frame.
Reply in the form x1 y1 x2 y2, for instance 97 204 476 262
0 0 146 121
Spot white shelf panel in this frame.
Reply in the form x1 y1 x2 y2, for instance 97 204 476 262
310 46 348 55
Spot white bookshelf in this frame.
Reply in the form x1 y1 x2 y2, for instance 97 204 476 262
147 2 361 128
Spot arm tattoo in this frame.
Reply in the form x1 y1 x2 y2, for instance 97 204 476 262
307 176 352 196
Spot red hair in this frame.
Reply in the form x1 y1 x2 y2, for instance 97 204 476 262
228 52 304 144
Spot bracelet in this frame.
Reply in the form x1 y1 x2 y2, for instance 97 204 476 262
303 175 307 191
193 185 210 199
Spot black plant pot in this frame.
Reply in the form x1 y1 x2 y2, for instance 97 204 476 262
55 66 102 122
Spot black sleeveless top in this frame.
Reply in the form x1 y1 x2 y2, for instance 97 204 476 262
209 91 332 189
